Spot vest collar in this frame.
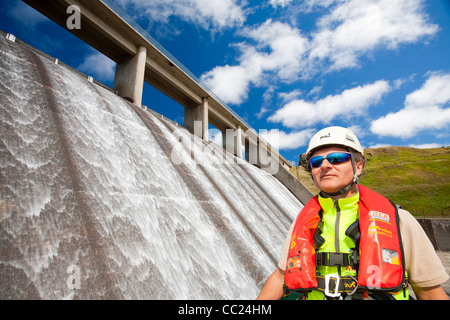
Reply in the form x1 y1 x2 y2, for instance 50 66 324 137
318 192 360 212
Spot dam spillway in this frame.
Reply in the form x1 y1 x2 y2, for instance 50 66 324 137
0 33 303 299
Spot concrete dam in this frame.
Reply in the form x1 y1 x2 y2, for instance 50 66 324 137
0 33 305 299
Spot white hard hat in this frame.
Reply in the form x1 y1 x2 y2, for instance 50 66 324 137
306 126 364 158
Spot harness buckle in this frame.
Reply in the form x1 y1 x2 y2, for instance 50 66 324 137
350 249 359 267
328 252 346 266
324 274 341 298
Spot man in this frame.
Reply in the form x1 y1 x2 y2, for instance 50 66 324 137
257 126 448 300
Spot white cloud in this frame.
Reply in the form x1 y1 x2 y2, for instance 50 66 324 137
255 86 277 119
404 72 450 109
307 85 323 97
309 0 439 71
269 80 391 128
201 20 308 105
371 72 450 138
409 143 445 149
279 89 303 103
269 0 293 8
368 143 392 149
201 64 256 105
259 128 315 150
347 125 367 140
392 74 416 90
299 0 338 12
190 0 246 29
371 106 450 138
78 52 116 82
243 20 309 81
116 0 246 30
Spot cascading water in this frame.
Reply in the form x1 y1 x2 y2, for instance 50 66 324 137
0 33 303 299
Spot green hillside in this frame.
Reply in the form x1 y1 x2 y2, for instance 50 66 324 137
290 146 450 217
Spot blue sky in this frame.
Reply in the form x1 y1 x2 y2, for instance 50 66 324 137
1 0 450 164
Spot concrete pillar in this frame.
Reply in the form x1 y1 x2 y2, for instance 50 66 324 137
113 46 147 106
202 97 209 140
184 97 209 140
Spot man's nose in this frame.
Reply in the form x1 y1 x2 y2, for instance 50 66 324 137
320 158 333 168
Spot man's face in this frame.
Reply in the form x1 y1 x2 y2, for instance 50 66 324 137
310 146 363 196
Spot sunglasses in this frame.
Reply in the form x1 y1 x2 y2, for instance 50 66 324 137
309 152 351 168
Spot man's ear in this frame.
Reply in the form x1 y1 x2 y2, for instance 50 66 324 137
356 161 364 177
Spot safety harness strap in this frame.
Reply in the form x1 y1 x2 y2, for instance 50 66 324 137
313 231 325 250
345 220 360 241
316 251 359 268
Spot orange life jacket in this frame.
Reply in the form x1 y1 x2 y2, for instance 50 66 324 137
284 185 406 295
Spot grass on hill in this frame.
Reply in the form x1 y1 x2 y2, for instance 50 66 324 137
290 146 450 218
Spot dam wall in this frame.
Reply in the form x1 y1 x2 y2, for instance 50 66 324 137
416 219 450 251
0 34 303 299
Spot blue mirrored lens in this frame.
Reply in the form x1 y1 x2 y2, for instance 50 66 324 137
310 157 324 168
310 152 351 168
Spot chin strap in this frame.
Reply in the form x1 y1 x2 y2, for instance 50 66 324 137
320 148 359 198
